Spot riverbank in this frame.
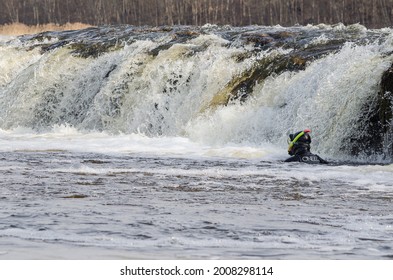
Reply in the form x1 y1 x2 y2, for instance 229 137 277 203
0 22 92 35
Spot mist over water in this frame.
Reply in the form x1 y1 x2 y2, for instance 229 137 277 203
0 24 393 259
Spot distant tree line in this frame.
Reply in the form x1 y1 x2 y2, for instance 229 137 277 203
1 0 393 28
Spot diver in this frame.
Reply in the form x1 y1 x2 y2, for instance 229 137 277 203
285 129 328 164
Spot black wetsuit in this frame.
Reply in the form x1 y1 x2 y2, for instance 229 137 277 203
285 139 328 164
285 151 328 164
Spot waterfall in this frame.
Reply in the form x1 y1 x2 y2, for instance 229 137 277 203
1 24 393 160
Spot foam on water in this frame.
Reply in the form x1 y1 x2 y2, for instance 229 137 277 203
0 125 284 161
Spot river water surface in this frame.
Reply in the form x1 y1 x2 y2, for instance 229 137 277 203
0 131 392 259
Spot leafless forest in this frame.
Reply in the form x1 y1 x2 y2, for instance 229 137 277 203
1 0 393 28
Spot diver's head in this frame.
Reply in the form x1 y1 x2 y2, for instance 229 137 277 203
288 129 311 155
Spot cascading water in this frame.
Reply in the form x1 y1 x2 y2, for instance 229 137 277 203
2 24 393 162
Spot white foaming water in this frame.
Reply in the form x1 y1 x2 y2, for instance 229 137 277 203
186 41 393 161
0 26 392 161
0 125 282 160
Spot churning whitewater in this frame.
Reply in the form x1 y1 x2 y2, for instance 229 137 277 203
0 24 392 259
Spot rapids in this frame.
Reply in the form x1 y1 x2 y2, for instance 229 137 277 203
1 24 393 162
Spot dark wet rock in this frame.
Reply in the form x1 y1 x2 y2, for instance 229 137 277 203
243 33 274 48
218 40 343 106
149 29 202 56
227 54 307 103
379 64 393 132
69 41 123 58
348 64 393 157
